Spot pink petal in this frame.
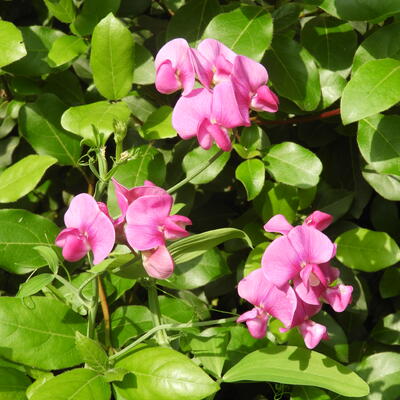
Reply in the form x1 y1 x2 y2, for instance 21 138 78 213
246 315 268 339
86 212 116 264
207 124 232 152
290 294 321 327
287 225 335 265
178 55 196 96
263 214 293 235
250 85 279 113
56 228 90 262
155 38 191 70
64 193 100 231
299 320 329 349
320 263 340 284
232 55 268 93
303 211 333 231
172 88 212 140
293 276 323 306
238 268 273 306
197 119 214 150
125 194 173 226
262 235 302 288
142 245 174 279
125 224 165 251
189 48 213 89
155 60 181 94
164 214 191 240
323 284 353 312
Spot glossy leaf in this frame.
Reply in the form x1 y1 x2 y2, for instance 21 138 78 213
90 13 134 100
266 35 321 111
0 136 20 169
159 295 197 323
169 227 252 264
233 125 270 159
114 345 219 400
335 228 400 272
0 21 27 68
362 168 400 201
203 5 273 62
358 114 400 176
19 94 81 165
235 159 265 200
30 369 110 400
61 101 131 142
372 312 400 345
47 35 87 67
0 367 31 400
34 246 59 274
0 209 60 274
0 297 86 369
379 268 400 299
341 58 400 125
182 144 230 185
264 142 322 189
319 69 347 109
17 273 54 298
139 106 176 140
132 42 155 85
0 155 56 203
75 332 109 371
223 345 369 397
43 0 76 23
167 0 220 45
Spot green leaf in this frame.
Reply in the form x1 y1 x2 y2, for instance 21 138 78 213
0 367 31 400
315 187 354 221
335 227 400 271
61 101 131 143
182 144 230 185
0 155 56 203
103 368 129 383
0 297 86 369
266 35 321 111
71 0 121 36
355 352 400 400
17 273 54 298
19 94 81 166
235 159 265 200
0 209 60 274
291 386 330 400
90 13 134 100
353 23 400 74
301 16 357 74
169 227 252 264
0 136 20 169
380 268 400 299
30 369 110 400
114 345 220 400
75 332 109 372
264 142 322 189
123 92 156 122
26 373 54 399
372 311 400 345
358 114 400 176
319 69 347 109
132 42 155 85
222 345 369 397
341 58 400 125
139 106 176 140
162 248 230 290
362 168 400 201
167 0 220 45
4 26 64 76
159 295 197 323
203 5 272 62
47 35 87 67
33 246 59 274
233 125 270 159
272 3 302 33
43 0 76 23
0 21 27 68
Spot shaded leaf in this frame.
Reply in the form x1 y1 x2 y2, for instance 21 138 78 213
47 35 87 67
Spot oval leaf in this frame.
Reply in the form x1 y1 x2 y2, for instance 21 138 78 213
335 227 400 272
372 311 400 345
341 58 400 125
43 0 76 23
0 155 57 203
47 35 87 67
362 168 400 201
90 13 134 100
139 106 176 140
0 367 31 400
17 273 54 298
235 159 265 200
264 142 322 188
0 20 27 68
30 369 110 400
0 297 86 370
222 345 369 397
114 346 219 400
203 5 273 62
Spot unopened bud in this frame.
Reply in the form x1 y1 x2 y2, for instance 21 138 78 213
114 120 127 143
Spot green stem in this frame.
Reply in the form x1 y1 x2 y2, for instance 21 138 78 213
54 274 89 307
87 274 99 339
109 317 237 361
94 147 108 200
148 282 169 347
166 149 224 194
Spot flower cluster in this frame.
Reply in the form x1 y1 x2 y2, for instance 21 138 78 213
155 38 279 152
237 211 353 349
55 180 191 279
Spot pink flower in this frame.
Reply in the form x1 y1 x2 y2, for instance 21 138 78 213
237 269 297 339
124 191 191 279
155 38 195 95
55 194 115 264
172 81 250 151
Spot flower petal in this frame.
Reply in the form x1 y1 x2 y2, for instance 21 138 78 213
56 228 90 262
323 284 353 312
232 55 268 93
263 214 293 235
164 214 191 240
245 315 268 339
64 193 100 231
155 60 181 94
303 211 333 231
142 245 174 279
299 320 329 349
250 85 279 113
207 124 232 152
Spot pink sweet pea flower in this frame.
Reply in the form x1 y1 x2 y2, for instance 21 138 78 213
237 269 297 338
124 193 191 279
155 38 195 95
55 194 115 265
172 81 250 151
